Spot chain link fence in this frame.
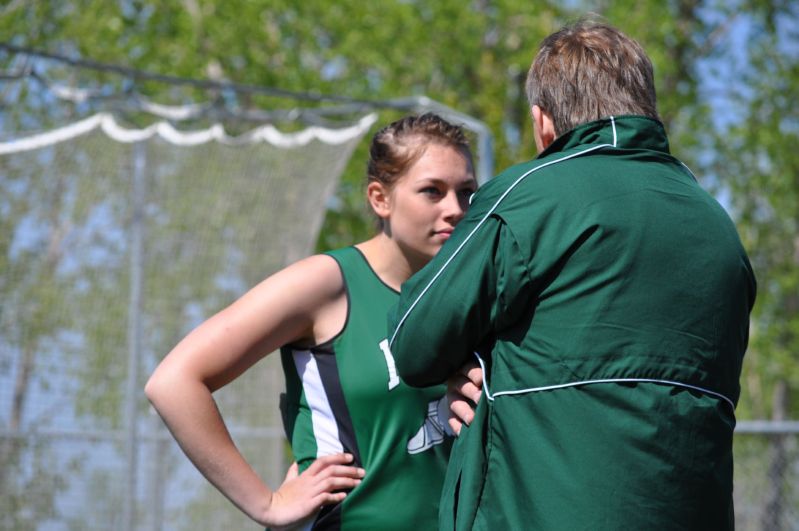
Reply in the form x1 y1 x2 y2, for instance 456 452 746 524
734 421 799 531
1 354 289 531
2 412 797 529
0 112 373 531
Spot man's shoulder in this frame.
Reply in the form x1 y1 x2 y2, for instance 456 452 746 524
470 150 590 211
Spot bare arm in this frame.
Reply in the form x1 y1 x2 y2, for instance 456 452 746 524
144 255 364 528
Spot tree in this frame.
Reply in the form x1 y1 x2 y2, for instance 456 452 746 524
708 0 799 420
3 0 794 527
703 2 799 528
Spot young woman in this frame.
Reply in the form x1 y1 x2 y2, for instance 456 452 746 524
145 113 477 530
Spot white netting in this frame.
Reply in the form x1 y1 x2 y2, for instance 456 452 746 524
0 112 376 530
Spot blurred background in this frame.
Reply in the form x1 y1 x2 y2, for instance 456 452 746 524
1 1 797 529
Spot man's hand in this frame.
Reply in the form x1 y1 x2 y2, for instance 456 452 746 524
446 360 483 435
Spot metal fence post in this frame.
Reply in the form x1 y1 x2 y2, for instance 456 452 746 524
124 141 147 531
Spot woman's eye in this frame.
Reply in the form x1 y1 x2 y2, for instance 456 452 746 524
421 187 442 197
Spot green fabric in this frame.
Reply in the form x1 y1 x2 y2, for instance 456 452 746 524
281 246 452 530
389 117 756 530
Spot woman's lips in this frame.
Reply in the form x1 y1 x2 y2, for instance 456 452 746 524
433 229 453 241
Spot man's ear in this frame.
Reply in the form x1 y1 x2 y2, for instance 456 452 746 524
366 181 391 221
532 105 556 153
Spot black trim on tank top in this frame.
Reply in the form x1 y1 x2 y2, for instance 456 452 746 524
311 499 343 530
283 246 396 352
351 245 401 294
282 253 350 351
313 351 363 467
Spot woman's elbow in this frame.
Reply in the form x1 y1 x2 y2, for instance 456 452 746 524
144 365 174 407
143 372 162 405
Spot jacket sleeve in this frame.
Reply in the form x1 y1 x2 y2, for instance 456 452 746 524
388 214 533 387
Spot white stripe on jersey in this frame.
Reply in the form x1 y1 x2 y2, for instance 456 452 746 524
293 350 344 457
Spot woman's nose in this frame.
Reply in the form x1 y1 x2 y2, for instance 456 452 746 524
442 191 467 223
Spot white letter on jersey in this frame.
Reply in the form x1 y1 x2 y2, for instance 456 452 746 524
378 339 400 390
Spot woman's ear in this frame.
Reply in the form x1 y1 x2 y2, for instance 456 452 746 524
366 181 391 220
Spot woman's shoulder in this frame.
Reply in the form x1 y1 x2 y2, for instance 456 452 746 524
278 252 345 296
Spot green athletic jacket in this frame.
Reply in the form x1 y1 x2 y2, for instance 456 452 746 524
388 116 756 530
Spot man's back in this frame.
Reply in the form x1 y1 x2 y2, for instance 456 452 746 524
390 116 755 530
392 19 756 530
489 117 753 403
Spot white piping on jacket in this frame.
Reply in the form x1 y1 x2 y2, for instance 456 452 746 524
473 352 735 410
389 117 618 348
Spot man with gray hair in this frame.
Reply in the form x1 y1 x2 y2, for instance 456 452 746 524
389 18 755 530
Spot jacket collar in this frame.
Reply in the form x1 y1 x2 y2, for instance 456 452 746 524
539 115 670 157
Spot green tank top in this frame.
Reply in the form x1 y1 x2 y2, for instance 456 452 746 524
280 246 452 530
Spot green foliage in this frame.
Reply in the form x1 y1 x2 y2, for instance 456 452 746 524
1 0 568 247
2 0 798 526
0 438 67 531
706 1 799 419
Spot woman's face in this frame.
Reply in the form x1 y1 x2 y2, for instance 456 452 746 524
380 143 477 271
